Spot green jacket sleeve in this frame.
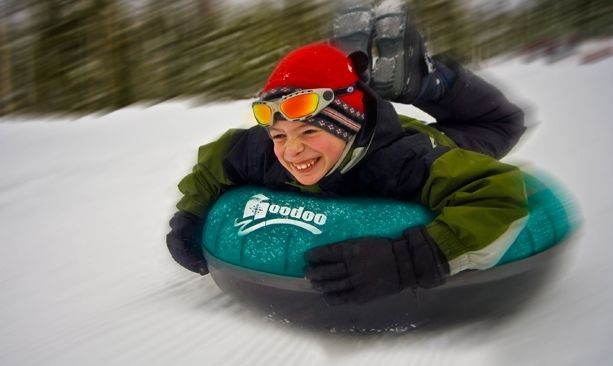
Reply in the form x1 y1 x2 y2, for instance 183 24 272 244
399 114 529 275
421 148 529 275
176 129 243 218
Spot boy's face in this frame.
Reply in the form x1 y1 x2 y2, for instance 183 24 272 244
269 120 346 185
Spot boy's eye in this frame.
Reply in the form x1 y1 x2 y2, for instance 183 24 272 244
270 134 286 141
303 129 319 135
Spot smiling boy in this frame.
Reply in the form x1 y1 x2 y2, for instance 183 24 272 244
269 121 347 185
167 35 528 305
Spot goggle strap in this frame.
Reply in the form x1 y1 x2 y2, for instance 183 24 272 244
332 85 356 96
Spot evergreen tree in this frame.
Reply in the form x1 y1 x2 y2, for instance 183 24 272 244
1 0 612 116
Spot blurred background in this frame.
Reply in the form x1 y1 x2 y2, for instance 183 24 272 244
0 0 611 116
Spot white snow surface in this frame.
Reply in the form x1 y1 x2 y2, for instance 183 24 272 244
1 57 612 365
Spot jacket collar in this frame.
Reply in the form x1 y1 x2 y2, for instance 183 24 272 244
355 81 405 151
330 82 405 175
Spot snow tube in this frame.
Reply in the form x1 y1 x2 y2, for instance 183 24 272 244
201 172 579 292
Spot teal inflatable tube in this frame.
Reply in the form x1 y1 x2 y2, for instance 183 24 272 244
202 172 579 290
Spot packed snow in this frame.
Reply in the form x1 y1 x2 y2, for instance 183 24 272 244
1 56 611 365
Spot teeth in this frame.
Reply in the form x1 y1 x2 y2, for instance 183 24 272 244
293 159 317 171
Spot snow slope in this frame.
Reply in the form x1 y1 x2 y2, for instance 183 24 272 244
1 58 611 366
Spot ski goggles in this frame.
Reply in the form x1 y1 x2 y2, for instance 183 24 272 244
252 85 357 126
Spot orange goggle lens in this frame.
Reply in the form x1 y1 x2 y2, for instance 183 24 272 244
279 93 320 120
252 103 274 126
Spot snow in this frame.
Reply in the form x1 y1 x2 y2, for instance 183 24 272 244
1 56 612 365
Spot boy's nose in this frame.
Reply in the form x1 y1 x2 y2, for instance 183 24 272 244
284 137 305 157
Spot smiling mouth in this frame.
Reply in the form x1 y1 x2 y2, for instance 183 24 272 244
291 158 319 172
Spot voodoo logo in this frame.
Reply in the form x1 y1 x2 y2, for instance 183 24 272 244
234 194 327 236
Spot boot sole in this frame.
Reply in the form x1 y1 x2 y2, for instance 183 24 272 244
331 0 374 57
372 3 423 101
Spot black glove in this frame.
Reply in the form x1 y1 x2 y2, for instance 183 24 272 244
304 227 448 305
166 211 209 275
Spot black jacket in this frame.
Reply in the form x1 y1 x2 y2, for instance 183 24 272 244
176 66 529 275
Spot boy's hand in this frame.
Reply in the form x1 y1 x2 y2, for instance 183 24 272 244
166 211 209 275
304 227 447 305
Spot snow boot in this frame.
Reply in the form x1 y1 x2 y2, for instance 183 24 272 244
331 0 375 80
371 0 433 103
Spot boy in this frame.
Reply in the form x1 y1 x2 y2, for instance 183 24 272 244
167 6 528 306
